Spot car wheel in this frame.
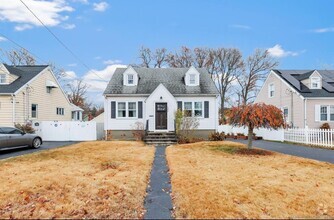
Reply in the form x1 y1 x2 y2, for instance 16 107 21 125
32 138 42 149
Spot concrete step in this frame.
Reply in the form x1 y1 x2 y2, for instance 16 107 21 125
144 138 177 141
145 141 177 145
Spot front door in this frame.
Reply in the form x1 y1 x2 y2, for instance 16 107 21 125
155 103 167 130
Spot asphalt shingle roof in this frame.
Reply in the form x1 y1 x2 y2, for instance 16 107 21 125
0 64 48 94
104 67 219 96
273 69 334 97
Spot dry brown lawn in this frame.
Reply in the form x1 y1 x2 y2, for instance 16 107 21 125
0 141 154 219
167 141 334 219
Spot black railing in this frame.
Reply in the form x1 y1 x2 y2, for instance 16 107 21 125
145 119 149 134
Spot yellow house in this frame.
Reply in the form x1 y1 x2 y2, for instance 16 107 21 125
0 63 83 127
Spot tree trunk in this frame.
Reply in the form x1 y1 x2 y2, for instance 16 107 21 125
247 125 253 149
220 94 225 119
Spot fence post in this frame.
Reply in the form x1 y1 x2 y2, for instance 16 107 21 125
305 128 309 145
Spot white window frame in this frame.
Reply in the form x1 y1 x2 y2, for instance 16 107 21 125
283 107 289 122
0 74 6 84
128 74 134 85
320 105 334 122
117 102 127 118
268 83 275 98
189 74 196 85
183 101 203 118
31 104 38 119
128 102 137 118
194 101 203 117
116 101 138 119
56 107 64 115
310 77 321 89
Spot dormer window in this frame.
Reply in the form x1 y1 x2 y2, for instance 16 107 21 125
311 77 321 89
128 74 134 85
0 74 6 84
189 74 196 85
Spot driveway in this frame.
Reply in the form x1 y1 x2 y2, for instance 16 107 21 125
231 139 334 163
0 141 78 160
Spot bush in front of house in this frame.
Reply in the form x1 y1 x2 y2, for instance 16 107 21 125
320 123 330 130
131 122 145 141
208 131 225 141
14 123 35 134
175 109 200 144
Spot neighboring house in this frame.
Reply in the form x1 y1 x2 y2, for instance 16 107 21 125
255 69 334 129
0 63 83 127
103 66 219 140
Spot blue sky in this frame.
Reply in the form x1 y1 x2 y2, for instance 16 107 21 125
0 0 334 103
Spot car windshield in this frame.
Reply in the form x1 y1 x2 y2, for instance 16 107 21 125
0 127 21 134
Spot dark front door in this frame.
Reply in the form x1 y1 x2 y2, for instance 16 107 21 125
155 103 167 130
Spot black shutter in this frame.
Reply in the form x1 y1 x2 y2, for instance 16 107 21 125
177 101 183 111
204 101 209 118
138 101 143 118
111 101 116 118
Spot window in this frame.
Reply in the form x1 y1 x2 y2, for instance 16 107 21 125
184 102 192 116
56 107 64 115
117 102 126 117
283 107 289 122
31 104 38 118
128 74 134 84
46 87 51 93
128 102 136 118
194 102 203 117
311 77 321 89
189 74 196 85
320 106 328 121
0 74 6 84
269 83 275 97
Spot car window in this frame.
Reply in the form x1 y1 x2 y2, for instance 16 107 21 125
0 128 4 134
9 129 22 134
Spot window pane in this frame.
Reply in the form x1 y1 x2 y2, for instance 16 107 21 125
184 102 192 110
194 102 202 117
320 106 327 114
194 102 202 109
129 110 136 117
118 110 126 117
194 110 202 117
118 102 126 110
128 102 136 110
128 74 134 84
190 74 196 84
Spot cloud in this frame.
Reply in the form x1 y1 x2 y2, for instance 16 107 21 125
0 0 74 31
71 0 89 4
63 70 77 79
93 2 108 12
62 23 76 29
94 56 102 60
103 59 122 65
311 27 334 33
0 36 7 42
229 24 251 30
68 63 77 67
267 44 301 58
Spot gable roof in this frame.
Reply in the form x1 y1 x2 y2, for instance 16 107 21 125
104 67 219 96
0 64 48 94
272 69 334 97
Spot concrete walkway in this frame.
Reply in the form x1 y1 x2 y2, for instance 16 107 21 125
144 145 173 219
231 139 334 163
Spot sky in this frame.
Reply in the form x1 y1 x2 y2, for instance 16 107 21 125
0 0 334 104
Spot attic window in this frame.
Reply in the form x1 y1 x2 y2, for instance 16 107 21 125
128 74 134 85
0 74 6 84
189 74 196 85
311 77 321 89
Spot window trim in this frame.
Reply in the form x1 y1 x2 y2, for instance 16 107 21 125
128 102 137 118
189 74 196 85
268 83 275 98
127 74 134 85
283 107 289 122
320 105 334 122
116 101 138 119
56 107 65 115
31 104 38 119
310 77 321 89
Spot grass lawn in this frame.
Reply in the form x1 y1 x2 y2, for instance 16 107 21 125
166 141 334 219
0 141 155 219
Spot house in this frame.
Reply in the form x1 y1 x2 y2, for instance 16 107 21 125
103 66 219 140
0 63 83 127
255 69 334 129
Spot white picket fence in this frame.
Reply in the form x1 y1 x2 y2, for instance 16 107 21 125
218 125 334 148
284 128 334 148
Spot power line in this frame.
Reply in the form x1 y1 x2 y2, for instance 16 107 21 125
0 33 73 79
18 0 105 81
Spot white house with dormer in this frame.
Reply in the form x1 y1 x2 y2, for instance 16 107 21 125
103 66 219 140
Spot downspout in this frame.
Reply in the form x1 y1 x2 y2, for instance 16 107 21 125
304 99 307 128
11 94 15 125
291 91 294 127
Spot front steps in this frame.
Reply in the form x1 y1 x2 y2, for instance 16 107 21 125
144 132 177 145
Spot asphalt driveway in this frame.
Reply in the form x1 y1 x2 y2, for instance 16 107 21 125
231 139 334 164
0 141 78 160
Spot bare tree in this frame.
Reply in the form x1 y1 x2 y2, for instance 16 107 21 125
166 46 193 68
212 48 244 118
4 48 36 65
139 47 152 68
193 47 210 68
48 62 67 80
67 79 90 110
153 48 168 68
237 49 278 105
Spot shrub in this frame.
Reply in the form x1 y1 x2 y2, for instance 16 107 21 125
14 123 35 134
174 109 199 140
208 132 225 141
131 122 145 141
178 136 204 144
320 123 330 130
236 133 245 136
